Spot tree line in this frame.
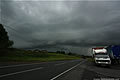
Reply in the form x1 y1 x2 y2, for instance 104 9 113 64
0 24 14 54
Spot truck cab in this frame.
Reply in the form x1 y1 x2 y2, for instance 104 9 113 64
92 48 111 66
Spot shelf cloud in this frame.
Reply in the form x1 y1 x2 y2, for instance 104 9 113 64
1 0 120 54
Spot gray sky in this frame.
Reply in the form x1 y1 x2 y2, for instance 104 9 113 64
1 0 120 55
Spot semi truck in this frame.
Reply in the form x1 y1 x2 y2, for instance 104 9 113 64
92 47 111 66
106 45 120 64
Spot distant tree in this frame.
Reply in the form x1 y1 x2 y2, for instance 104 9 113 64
61 51 65 54
0 24 14 50
81 55 86 59
68 52 72 55
56 51 61 53
7 40 14 48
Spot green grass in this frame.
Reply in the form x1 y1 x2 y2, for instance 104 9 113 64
87 57 93 62
0 49 80 62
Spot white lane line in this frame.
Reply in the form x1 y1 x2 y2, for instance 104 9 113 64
0 60 80 69
0 67 43 78
69 60 80 63
0 63 42 69
50 60 86 80
55 62 66 66
0 61 68 69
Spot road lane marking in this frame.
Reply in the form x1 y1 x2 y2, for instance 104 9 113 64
69 60 79 63
50 60 86 80
0 67 43 78
55 62 66 66
0 60 81 69
0 63 43 69
55 60 81 66
0 60 73 69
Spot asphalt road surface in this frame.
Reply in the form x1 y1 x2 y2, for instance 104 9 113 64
0 59 120 80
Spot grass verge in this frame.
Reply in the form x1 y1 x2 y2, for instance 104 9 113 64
0 49 80 62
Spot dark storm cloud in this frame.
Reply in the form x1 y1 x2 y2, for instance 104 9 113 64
1 0 120 54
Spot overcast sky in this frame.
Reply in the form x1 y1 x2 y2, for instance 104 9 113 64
1 0 120 55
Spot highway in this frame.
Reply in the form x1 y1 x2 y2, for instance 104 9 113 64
0 59 120 80
0 59 85 80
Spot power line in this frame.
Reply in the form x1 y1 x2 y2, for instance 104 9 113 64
3 24 32 42
3 24 21 33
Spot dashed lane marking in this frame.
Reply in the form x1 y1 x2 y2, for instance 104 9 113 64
0 67 43 78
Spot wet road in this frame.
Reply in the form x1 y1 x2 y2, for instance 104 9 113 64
0 59 120 80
